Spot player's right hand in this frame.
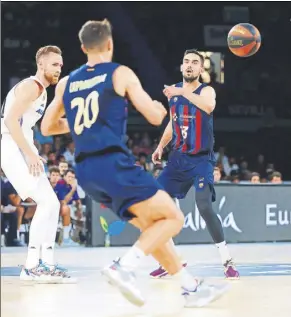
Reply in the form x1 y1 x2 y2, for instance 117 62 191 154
26 152 46 177
152 146 163 164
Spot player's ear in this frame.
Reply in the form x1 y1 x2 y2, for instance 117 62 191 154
36 55 45 71
81 44 88 55
180 64 183 73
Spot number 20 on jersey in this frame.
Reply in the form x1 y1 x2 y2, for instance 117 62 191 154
71 91 99 135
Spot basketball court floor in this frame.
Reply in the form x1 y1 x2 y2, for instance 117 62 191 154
1 243 291 317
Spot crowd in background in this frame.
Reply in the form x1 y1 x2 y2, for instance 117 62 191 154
31 124 288 187
32 126 286 184
2 126 286 247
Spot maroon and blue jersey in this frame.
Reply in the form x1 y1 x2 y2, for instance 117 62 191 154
169 82 214 155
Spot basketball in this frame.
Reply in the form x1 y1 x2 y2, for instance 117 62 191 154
227 23 261 57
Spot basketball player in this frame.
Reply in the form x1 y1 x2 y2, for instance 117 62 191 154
150 49 239 279
1 46 74 283
41 20 228 307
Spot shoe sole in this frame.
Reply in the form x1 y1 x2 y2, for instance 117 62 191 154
225 275 240 280
54 277 77 284
20 278 62 285
101 269 145 307
150 273 171 279
20 276 77 284
184 283 231 308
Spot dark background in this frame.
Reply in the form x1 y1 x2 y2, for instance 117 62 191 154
2 1 291 179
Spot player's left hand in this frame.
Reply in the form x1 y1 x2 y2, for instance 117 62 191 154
163 85 184 99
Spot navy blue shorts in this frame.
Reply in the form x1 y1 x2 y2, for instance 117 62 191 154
157 151 216 202
76 151 163 221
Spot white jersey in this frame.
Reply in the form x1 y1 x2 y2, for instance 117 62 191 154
1 76 47 146
0 76 52 200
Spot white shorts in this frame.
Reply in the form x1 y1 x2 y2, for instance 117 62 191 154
1 135 48 200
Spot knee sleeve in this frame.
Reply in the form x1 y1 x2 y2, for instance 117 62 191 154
195 185 213 217
196 185 225 243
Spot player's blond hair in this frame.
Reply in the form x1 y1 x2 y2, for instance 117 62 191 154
35 45 62 63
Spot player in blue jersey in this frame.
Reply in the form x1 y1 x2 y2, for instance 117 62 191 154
41 21 229 307
150 49 239 279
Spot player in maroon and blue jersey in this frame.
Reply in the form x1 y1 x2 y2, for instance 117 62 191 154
151 49 239 279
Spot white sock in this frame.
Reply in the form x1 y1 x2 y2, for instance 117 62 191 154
25 247 40 269
173 268 198 292
216 241 231 264
63 226 71 240
17 230 20 240
119 245 146 270
41 244 55 265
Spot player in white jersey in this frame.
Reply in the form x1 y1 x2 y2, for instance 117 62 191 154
1 46 74 283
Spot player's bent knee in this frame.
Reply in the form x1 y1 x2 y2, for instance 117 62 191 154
150 190 184 220
129 190 184 232
154 190 184 235
172 209 184 236
129 218 143 230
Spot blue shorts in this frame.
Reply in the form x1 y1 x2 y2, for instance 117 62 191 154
76 151 162 221
157 151 216 202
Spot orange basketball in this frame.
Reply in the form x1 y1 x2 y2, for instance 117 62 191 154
227 23 261 57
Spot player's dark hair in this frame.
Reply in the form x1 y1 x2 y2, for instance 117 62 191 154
49 166 60 175
64 169 75 176
78 19 112 49
184 49 204 65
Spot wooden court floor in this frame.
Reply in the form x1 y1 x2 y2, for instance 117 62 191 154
1 243 291 317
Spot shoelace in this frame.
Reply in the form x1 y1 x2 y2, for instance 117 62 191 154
224 259 236 268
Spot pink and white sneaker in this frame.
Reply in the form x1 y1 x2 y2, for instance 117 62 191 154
224 259 240 279
150 262 188 279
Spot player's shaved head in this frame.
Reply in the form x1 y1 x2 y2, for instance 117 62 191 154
78 19 112 50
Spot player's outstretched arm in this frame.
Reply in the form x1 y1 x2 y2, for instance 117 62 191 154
182 86 216 114
41 76 70 136
152 113 173 164
4 80 42 157
113 66 167 126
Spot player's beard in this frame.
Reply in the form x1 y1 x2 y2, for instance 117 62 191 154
44 72 60 85
183 74 199 83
